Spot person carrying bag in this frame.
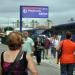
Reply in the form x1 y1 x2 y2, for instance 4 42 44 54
56 31 75 75
1 50 24 75
56 40 64 64
1 32 38 75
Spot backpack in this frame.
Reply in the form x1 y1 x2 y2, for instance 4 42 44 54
44 38 50 49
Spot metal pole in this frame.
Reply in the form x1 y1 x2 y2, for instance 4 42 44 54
20 6 22 32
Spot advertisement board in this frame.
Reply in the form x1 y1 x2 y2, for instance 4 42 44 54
21 6 48 18
20 6 48 32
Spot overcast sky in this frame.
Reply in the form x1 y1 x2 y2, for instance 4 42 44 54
0 0 75 26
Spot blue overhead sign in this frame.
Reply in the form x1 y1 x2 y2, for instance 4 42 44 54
21 6 48 18
20 6 48 32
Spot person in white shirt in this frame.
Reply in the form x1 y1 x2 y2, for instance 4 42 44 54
50 34 59 58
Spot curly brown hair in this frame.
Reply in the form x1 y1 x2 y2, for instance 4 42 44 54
7 32 23 50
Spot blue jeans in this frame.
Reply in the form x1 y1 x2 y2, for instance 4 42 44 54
51 47 56 58
60 64 74 75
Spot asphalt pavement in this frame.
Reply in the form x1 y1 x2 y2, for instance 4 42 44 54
0 44 75 75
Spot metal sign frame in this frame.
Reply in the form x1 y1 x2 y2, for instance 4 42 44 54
20 6 49 32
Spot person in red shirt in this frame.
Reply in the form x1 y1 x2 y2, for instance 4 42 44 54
56 31 75 75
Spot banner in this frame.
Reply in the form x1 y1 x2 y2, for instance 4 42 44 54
21 6 48 18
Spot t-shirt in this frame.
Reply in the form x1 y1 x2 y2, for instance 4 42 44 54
22 37 34 54
51 39 59 48
60 39 75 64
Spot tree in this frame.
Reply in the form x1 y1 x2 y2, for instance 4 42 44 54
16 20 20 28
22 21 25 27
0 27 2 32
46 19 53 28
31 20 39 28
16 20 25 28
70 17 74 21
31 20 35 28
4 26 14 32
35 20 39 27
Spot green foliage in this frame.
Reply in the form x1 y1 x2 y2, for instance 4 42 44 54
4 26 14 32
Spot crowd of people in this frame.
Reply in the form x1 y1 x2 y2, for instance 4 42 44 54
1 31 75 75
1 32 38 75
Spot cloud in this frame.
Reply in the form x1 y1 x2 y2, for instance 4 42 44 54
0 0 75 25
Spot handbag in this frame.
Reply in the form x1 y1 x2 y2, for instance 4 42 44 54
58 40 64 59
58 49 62 59
1 49 24 75
56 41 64 64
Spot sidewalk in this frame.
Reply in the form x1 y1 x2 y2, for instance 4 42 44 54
33 56 60 69
41 57 60 68
33 56 60 75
